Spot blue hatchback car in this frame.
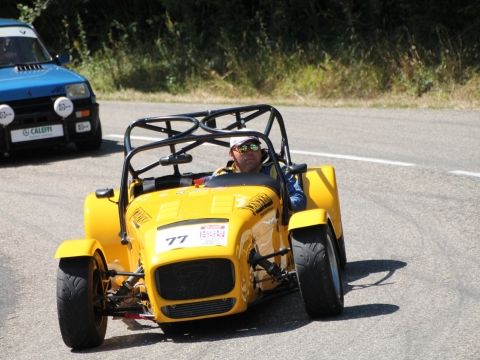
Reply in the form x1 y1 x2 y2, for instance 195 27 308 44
0 18 101 156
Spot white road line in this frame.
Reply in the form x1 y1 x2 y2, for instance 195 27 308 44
107 134 477 178
290 149 416 167
449 170 480 178
107 133 416 167
106 134 164 142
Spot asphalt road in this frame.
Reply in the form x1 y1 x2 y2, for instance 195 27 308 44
1 102 479 360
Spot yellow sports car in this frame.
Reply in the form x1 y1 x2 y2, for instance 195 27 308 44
54 104 346 349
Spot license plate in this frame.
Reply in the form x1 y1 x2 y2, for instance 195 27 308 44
11 124 64 143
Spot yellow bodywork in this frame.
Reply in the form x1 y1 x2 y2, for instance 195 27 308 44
124 184 290 322
54 191 130 286
55 165 343 323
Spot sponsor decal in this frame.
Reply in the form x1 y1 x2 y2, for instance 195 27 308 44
23 126 52 136
200 224 228 243
10 124 64 142
241 193 273 215
75 121 91 133
0 27 36 38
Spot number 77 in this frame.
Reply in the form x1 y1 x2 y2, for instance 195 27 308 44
165 235 188 246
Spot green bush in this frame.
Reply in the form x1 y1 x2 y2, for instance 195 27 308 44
10 0 478 103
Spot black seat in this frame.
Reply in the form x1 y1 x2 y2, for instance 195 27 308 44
133 175 193 196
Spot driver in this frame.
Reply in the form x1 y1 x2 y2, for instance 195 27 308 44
208 129 307 212
0 37 16 64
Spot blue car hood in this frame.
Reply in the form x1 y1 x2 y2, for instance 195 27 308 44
0 64 86 102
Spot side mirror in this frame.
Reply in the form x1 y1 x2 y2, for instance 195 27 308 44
55 53 69 65
95 188 114 198
160 153 192 166
286 163 307 175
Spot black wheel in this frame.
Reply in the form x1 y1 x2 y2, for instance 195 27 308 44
56 253 108 349
76 121 102 151
291 224 344 317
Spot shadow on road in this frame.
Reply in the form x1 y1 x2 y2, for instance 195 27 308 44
79 291 310 353
0 138 123 168
344 259 407 293
75 258 407 353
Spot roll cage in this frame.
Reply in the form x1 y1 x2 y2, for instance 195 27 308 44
117 104 297 245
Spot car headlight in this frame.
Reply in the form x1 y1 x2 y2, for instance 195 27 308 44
0 104 15 126
65 83 90 100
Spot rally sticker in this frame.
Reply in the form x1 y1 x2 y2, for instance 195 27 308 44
0 26 37 38
156 222 229 253
75 121 91 133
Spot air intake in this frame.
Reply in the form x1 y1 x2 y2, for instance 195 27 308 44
161 298 236 319
155 259 235 300
16 64 44 71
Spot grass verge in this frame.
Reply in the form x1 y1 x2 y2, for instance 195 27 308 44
76 44 480 109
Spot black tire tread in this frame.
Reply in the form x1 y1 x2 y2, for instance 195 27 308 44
292 225 344 317
56 255 107 349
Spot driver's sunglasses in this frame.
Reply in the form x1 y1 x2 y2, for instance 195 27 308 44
235 143 261 153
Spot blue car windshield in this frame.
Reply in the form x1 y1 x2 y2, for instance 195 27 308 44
0 35 52 67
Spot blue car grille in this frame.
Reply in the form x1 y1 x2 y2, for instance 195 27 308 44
7 96 56 123
161 298 236 319
6 97 91 126
155 259 235 300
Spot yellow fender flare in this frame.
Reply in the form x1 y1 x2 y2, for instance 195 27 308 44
54 238 105 259
288 209 327 232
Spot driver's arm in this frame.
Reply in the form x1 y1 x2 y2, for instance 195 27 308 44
284 172 307 211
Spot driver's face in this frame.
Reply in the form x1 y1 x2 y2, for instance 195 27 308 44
230 141 262 173
0 37 9 50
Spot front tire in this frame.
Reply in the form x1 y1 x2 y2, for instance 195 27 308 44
291 225 344 317
56 253 108 349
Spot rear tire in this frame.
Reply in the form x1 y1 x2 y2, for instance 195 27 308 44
56 253 108 349
291 225 344 317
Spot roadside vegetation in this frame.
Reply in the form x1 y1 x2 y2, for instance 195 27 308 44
6 0 480 108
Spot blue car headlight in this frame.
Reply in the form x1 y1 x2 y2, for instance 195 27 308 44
65 83 90 100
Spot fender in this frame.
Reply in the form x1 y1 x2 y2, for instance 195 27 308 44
84 191 120 244
54 238 105 259
288 208 327 232
302 166 343 239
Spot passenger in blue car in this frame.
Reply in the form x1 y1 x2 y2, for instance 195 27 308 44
209 129 307 212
